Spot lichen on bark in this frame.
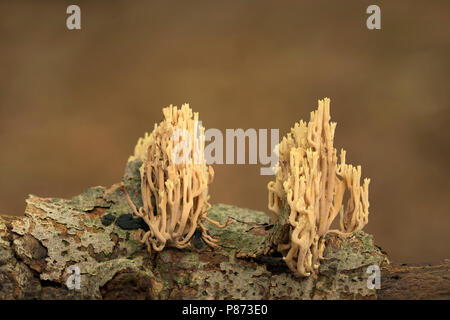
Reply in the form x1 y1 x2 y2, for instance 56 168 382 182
0 153 446 299
0 181 387 299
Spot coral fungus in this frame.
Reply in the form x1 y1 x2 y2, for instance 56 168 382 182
268 98 370 276
124 104 230 253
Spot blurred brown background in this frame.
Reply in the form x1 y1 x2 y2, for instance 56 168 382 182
1 1 449 263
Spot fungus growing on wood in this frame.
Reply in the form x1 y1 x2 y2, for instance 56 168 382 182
124 104 230 253
268 98 370 276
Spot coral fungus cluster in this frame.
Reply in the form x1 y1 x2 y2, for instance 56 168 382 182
124 104 230 253
268 98 370 276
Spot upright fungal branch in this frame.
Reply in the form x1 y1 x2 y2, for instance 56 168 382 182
268 98 370 276
124 104 230 253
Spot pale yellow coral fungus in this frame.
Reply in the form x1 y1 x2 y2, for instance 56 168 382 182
124 104 230 253
268 98 370 276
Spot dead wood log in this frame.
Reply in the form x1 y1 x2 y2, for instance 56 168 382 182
0 160 447 300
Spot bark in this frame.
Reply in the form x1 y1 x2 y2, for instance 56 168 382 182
0 160 448 299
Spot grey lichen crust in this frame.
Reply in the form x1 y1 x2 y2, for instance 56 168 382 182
0 159 388 299
159 220 387 299
0 197 387 299
0 184 147 299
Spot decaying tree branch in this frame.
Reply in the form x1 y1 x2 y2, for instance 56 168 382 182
0 156 448 300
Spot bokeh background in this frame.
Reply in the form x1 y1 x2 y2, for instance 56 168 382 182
1 0 449 263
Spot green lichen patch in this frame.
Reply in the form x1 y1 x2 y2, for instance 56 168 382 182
204 204 269 252
122 159 144 209
104 184 133 216
208 204 270 225
314 231 387 299
322 231 386 272
70 187 109 211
